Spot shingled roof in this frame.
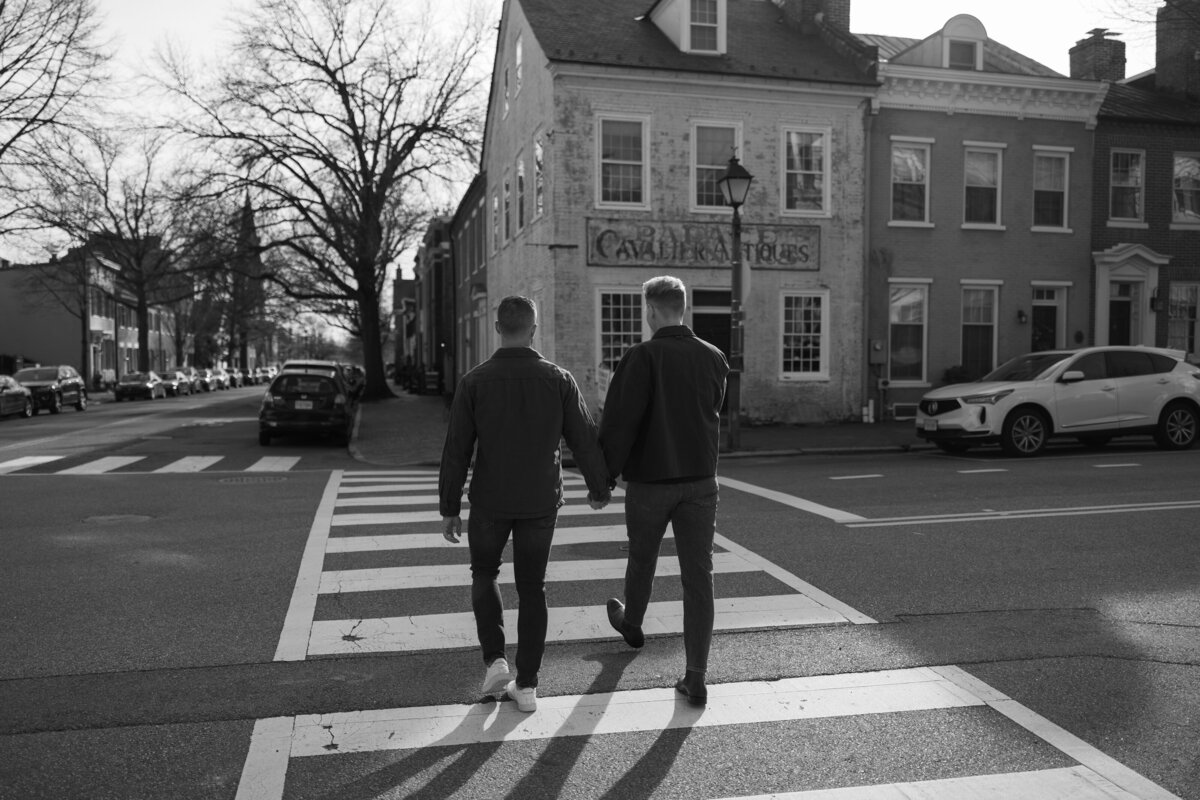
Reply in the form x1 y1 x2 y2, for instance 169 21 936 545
1100 82 1200 125
856 32 1062 78
519 0 875 86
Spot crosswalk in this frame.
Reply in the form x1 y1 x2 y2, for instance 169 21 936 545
236 469 1181 800
0 453 305 475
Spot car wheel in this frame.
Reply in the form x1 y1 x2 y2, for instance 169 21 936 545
75 393 87 411
1000 407 1049 457
1154 402 1199 451
49 393 63 414
934 441 970 454
1076 435 1111 449
259 431 271 446
20 399 33 418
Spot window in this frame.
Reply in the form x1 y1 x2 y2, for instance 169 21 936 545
515 36 523 96
947 40 978 70
891 142 930 223
889 284 928 382
516 158 526 231
1033 151 1069 229
491 193 499 253
961 286 996 379
502 68 510 118
533 135 545 218
1174 154 1200 224
599 291 644 371
964 147 1001 225
503 174 512 240
1168 283 1199 355
783 129 828 214
690 0 718 51
598 116 648 207
781 293 828 378
693 124 737 209
1110 149 1144 220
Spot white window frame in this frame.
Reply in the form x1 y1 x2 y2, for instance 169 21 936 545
945 38 982 70
502 67 510 119
516 155 526 232
533 133 546 220
963 142 1005 229
502 172 512 240
960 281 999 379
887 279 931 386
1167 283 1199 356
491 192 500 254
1031 146 1072 233
596 289 648 373
779 291 830 381
596 113 651 211
1172 152 1200 228
1109 148 1145 225
889 137 933 227
686 0 725 54
514 35 523 97
690 120 741 213
780 126 831 218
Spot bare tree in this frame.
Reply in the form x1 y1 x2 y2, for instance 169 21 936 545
0 0 108 235
159 0 491 399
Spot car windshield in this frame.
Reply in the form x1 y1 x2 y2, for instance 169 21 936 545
120 373 149 383
982 352 1073 382
274 375 337 394
14 368 57 381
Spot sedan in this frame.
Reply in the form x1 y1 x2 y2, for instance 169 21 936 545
258 372 353 446
0 375 35 419
161 370 194 397
114 371 167 401
916 346 1200 456
11 365 87 414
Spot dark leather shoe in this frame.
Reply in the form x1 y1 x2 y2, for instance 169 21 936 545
675 673 707 707
606 598 644 648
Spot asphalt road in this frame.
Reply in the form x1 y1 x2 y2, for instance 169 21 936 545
0 399 1196 799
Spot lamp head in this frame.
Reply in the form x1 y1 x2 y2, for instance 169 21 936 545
718 156 754 208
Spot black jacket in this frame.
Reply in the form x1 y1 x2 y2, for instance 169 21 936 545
439 347 610 518
599 325 729 483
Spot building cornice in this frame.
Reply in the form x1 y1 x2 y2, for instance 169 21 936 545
872 64 1107 128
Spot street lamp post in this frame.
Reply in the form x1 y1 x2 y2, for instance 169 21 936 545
717 156 754 452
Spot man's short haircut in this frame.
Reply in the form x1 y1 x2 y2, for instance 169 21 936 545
496 295 537 335
643 275 686 315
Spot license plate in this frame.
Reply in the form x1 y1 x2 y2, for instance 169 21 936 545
923 419 938 431
294 400 313 410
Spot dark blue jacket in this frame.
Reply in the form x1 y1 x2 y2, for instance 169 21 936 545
599 325 729 483
439 347 610 518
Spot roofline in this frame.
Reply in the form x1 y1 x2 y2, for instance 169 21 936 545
546 56 879 89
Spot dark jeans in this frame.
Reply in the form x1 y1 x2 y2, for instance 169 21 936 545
621 477 718 674
468 510 557 688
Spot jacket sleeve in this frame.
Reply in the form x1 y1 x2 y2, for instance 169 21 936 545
438 380 476 517
559 371 611 499
598 345 651 481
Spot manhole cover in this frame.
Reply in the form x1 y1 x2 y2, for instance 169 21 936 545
218 476 289 484
84 514 152 524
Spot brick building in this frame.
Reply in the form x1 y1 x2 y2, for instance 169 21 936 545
479 0 877 423
860 15 1107 417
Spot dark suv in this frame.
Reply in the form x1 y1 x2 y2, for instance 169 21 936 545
12 365 88 414
259 370 354 446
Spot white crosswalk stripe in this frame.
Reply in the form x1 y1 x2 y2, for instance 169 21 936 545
0 455 64 474
0 453 305 474
238 468 1182 800
56 456 146 474
155 456 225 473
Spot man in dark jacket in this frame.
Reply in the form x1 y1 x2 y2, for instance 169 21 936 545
599 275 729 707
440 296 611 713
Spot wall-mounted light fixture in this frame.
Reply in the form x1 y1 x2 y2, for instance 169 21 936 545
1016 309 1028 324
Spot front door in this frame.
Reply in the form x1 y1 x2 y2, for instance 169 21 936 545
1109 297 1132 346
1031 305 1058 352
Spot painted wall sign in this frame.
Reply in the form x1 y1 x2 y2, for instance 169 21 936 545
587 218 819 270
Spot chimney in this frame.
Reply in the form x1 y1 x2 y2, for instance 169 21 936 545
1155 0 1200 100
774 0 850 33
819 0 850 31
1069 28 1126 81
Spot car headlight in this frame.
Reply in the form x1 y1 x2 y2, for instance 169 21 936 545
962 389 1013 405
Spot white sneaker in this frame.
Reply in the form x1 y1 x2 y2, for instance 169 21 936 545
481 658 511 696
505 680 537 712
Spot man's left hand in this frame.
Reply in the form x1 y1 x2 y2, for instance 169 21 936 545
443 515 463 543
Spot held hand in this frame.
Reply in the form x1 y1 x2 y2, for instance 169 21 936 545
587 491 610 511
442 515 462 543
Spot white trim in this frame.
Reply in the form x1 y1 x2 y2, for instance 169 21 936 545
595 113 652 211
778 290 831 381
780 125 832 218
963 145 1003 226
963 140 1007 149
1107 220 1149 230
1031 280 1074 287
684 0 726 55
1108 147 1145 223
1033 144 1075 153
891 140 931 224
1032 226 1074 234
887 277 933 284
890 135 935 144
888 220 935 229
1033 149 1071 230
961 223 1007 231
690 118 742 213
959 279 1004 285
887 282 929 385
960 284 999 377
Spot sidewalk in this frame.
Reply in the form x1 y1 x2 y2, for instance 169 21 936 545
349 390 932 468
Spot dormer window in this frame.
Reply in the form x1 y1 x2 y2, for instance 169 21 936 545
690 0 718 52
947 40 978 70
939 15 987 70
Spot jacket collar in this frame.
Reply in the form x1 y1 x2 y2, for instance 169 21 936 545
652 324 693 339
492 346 543 359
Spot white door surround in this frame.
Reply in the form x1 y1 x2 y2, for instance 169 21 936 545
1092 243 1170 347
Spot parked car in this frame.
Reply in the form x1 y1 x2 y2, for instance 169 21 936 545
0 375 35 419
114 371 167 401
210 368 231 390
194 368 216 392
161 370 194 396
11 365 87 414
259 370 354 446
168 366 202 393
915 346 1200 457
226 367 245 388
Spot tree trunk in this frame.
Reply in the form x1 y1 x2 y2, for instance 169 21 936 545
136 291 151 372
357 285 393 401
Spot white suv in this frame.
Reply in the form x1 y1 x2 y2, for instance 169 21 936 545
916 346 1200 456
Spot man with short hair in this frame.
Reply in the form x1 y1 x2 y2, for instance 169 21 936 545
440 296 611 713
599 275 729 707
